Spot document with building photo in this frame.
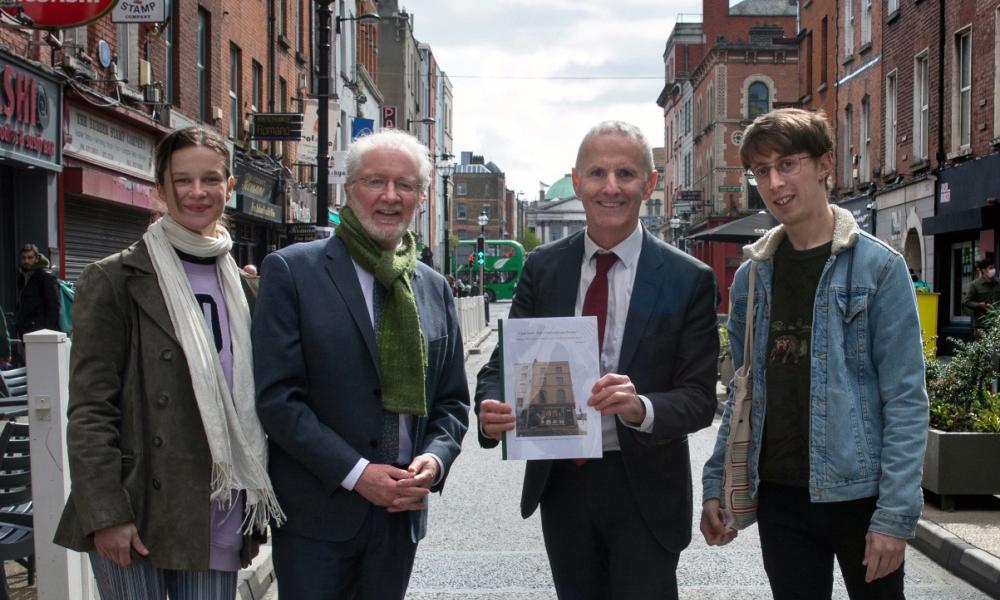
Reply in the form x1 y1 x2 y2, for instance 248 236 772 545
500 316 603 460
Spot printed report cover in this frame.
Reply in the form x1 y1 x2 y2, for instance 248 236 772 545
499 316 603 460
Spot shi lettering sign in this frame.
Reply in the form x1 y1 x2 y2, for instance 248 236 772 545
1 0 115 28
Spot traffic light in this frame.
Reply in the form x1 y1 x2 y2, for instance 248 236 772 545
476 236 486 266
467 254 475 266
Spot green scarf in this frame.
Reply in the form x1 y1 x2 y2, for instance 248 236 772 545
335 206 427 416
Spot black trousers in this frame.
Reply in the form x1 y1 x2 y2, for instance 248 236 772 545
539 452 680 600
272 507 417 600
757 482 906 600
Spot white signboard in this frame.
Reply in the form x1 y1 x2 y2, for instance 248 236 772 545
112 0 166 23
330 151 347 183
299 98 340 166
65 106 155 181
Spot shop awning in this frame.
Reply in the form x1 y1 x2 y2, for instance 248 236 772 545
686 211 778 243
922 204 1000 236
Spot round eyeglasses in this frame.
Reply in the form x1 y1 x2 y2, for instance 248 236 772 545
745 154 813 187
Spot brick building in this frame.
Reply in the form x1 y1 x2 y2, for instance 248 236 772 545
451 154 506 244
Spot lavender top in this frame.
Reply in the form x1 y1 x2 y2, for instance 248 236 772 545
179 253 244 572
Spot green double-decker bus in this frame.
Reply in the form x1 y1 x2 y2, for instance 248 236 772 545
453 240 526 301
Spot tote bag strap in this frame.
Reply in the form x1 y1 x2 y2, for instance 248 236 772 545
741 263 757 371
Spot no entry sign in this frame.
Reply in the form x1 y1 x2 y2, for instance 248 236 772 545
1 0 116 29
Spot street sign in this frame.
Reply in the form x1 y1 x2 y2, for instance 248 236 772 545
383 106 397 129
252 112 304 141
718 185 742 193
1 0 115 28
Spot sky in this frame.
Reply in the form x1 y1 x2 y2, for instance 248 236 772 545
409 0 704 200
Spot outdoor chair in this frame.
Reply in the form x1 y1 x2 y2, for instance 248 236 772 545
0 368 26 398
0 421 33 597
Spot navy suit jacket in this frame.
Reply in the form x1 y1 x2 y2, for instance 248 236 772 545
253 236 470 543
475 229 719 553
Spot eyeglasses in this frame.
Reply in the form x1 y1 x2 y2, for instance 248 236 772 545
746 154 813 187
351 175 421 197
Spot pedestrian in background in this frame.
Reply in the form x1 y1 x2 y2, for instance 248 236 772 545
964 257 1000 336
477 121 719 599
701 108 928 600
14 243 60 338
253 129 469 599
55 126 281 599
420 245 435 269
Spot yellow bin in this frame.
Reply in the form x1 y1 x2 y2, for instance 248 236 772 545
915 292 939 355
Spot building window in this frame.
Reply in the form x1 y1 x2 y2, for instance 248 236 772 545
805 31 814 94
165 0 175 103
888 0 899 14
683 153 691 188
860 97 870 183
251 61 262 149
277 0 286 36
844 0 854 56
843 105 854 184
550 224 563 240
296 0 305 53
229 44 242 140
954 29 972 149
885 71 897 172
748 81 769 119
707 85 714 128
197 8 210 122
914 52 929 161
456 182 467 196
950 240 978 323
861 0 872 46
684 100 691 134
821 17 829 85
456 204 467 220
116 23 138 86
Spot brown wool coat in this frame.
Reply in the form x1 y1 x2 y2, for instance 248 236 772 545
53 240 255 571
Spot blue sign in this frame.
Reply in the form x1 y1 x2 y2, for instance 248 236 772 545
352 118 375 140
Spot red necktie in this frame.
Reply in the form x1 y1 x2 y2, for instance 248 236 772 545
575 252 617 467
582 252 618 354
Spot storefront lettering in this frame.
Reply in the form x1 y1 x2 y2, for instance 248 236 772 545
242 180 268 199
250 201 278 220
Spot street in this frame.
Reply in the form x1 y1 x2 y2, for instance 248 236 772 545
264 300 988 599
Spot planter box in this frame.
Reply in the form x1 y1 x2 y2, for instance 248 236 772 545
923 428 1000 497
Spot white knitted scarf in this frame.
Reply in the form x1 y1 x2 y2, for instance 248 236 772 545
143 215 284 533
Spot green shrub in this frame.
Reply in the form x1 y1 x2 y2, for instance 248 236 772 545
927 307 1000 432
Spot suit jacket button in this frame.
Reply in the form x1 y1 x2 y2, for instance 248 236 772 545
157 394 169 407
153 436 163 448
152 478 161 490
161 349 173 361
370 439 378 448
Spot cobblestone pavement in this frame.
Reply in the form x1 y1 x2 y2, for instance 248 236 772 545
266 301 989 599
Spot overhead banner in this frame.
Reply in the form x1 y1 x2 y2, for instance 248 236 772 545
1 0 115 28
112 0 166 23
299 98 340 166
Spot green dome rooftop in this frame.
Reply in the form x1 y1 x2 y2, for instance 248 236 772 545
544 174 575 201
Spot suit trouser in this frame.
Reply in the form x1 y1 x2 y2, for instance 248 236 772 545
272 506 417 600
88 552 237 600
757 482 906 600
539 451 680 600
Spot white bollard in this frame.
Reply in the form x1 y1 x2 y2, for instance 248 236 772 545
25 329 97 600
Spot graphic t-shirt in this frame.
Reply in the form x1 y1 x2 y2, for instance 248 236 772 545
758 237 831 487
178 251 244 572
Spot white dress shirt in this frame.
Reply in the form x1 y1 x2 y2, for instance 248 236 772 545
576 223 655 453
340 261 443 490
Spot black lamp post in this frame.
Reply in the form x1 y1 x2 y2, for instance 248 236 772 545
314 8 380 228
437 154 455 275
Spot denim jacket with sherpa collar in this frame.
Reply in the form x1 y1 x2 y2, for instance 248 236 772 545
703 204 929 539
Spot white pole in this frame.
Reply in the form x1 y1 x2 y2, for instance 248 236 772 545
25 329 96 600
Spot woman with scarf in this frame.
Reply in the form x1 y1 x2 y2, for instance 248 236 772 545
55 126 284 599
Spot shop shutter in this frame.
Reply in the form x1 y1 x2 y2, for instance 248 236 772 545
63 198 152 283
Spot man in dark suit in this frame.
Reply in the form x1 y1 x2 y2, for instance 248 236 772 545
476 121 719 599
253 129 470 599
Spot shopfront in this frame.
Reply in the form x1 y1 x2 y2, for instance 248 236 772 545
231 158 284 268
0 51 63 315
922 153 1000 350
61 103 164 282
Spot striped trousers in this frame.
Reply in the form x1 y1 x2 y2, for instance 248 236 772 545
89 553 238 600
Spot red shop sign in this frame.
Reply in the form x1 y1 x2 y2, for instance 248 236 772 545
1 0 116 29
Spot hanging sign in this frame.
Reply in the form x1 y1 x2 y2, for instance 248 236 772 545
1 0 116 29
112 0 166 23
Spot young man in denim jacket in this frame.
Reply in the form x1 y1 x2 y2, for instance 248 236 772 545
701 108 928 599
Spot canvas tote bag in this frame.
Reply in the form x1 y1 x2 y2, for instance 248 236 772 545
720 262 758 530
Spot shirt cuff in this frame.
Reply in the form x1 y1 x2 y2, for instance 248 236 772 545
619 395 654 433
428 453 445 486
341 457 370 491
